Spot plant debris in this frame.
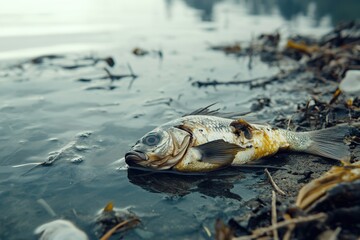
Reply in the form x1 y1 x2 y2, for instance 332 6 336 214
94 202 140 239
212 21 360 240
132 47 163 59
296 163 360 210
196 21 360 89
264 169 286 196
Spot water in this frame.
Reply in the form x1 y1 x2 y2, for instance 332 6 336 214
0 0 358 239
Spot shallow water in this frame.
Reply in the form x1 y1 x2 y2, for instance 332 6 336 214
0 0 358 239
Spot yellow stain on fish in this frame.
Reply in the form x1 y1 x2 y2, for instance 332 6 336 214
125 107 358 172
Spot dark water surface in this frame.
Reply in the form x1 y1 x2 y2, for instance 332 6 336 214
0 0 358 239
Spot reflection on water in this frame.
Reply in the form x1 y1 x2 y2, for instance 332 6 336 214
127 168 246 201
1 0 358 59
175 0 359 25
183 0 223 21
276 0 360 25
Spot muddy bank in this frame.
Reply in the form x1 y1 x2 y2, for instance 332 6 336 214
213 22 360 240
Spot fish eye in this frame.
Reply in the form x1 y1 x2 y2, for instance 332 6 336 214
142 133 161 146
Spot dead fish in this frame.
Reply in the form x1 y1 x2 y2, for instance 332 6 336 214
125 106 359 172
34 219 88 240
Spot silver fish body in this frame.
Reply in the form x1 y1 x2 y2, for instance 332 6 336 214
125 114 355 172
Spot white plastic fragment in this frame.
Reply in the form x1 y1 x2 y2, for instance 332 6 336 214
340 70 360 93
34 219 88 240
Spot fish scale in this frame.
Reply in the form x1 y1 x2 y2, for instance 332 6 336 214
125 110 358 172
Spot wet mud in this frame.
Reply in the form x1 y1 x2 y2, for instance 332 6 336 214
214 22 360 240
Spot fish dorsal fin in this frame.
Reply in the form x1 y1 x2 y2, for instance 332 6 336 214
230 119 254 140
183 103 220 116
195 140 244 165
183 103 250 119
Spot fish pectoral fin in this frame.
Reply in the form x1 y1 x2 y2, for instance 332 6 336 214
230 119 253 139
195 140 243 165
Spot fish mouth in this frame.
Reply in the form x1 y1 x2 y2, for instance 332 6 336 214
125 151 148 166
125 130 192 170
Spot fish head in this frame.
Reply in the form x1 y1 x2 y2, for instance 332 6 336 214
125 125 192 170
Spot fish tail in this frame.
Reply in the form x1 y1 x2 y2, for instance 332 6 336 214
285 122 360 161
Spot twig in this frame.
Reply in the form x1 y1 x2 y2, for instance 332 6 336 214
286 115 293 131
247 44 254 70
249 76 280 88
233 213 327 240
329 227 341 240
203 225 212 238
127 63 135 77
192 68 302 88
12 162 43 168
237 165 288 170
37 198 57 217
340 39 360 49
192 76 267 87
100 218 140 240
104 67 116 82
12 162 45 176
102 66 138 81
271 191 279 240
264 168 286 195
347 65 360 70
282 213 295 240
329 88 342 105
